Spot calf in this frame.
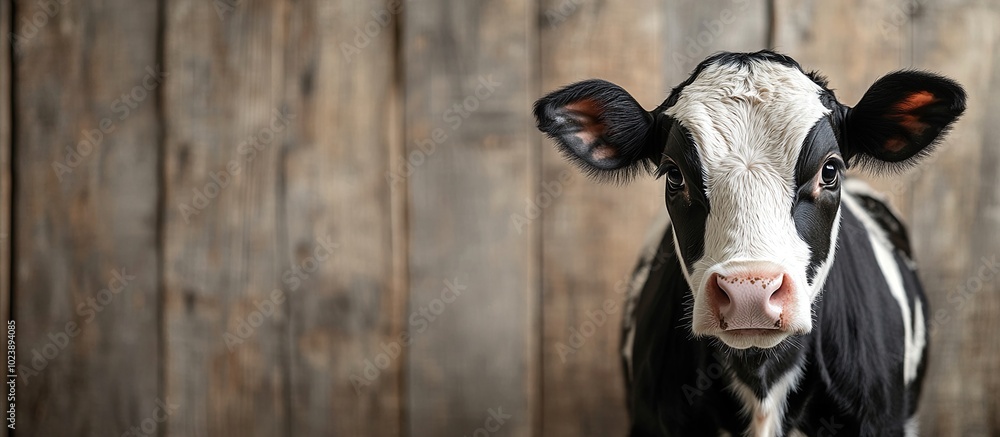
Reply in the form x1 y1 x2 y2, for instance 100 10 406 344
533 51 965 436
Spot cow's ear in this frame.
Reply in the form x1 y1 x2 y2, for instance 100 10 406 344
534 79 662 182
846 71 966 171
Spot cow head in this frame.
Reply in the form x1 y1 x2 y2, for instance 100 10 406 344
534 51 965 349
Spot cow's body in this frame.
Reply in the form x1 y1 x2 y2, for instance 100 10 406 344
622 180 928 436
534 51 964 437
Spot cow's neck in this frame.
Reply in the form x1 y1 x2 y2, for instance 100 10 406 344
714 337 808 436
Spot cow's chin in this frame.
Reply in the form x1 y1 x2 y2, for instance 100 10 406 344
714 329 790 350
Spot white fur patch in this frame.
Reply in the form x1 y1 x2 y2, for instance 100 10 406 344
728 364 804 437
662 59 833 347
904 415 920 437
912 298 926 381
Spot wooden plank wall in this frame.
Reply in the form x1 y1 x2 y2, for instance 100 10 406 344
282 1 402 436
5 0 999 436
403 1 537 436
161 1 289 435
12 1 162 435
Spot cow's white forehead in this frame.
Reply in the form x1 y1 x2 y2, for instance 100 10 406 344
662 60 830 173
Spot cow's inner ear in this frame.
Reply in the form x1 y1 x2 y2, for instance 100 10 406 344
845 71 966 172
533 79 663 183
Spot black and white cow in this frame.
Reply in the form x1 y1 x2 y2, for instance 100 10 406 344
534 51 965 436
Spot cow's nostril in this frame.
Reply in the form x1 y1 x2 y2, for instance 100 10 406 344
710 274 732 307
769 273 793 308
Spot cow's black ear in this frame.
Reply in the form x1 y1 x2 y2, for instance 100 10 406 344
534 79 662 183
846 71 966 172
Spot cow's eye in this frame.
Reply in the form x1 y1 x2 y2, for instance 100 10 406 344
821 160 839 186
663 164 685 191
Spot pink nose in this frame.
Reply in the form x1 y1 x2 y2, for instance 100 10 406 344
708 271 791 331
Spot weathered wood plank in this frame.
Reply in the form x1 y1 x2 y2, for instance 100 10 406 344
281 1 402 435
162 1 290 435
404 0 537 435
906 3 1000 434
663 0 772 86
12 0 161 435
773 0 910 100
537 1 769 434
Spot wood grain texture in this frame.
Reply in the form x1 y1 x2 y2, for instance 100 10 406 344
161 1 290 435
281 1 402 435
403 0 537 435
662 0 772 85
905 3 1000 434
12 0 161 435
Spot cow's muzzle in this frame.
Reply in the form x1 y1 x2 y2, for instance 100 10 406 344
706 264 793 333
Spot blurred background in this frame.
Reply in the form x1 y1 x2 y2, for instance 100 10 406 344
1 0 998 436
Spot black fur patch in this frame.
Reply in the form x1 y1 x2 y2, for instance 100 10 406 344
659 122 709 273
793 119 843 283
